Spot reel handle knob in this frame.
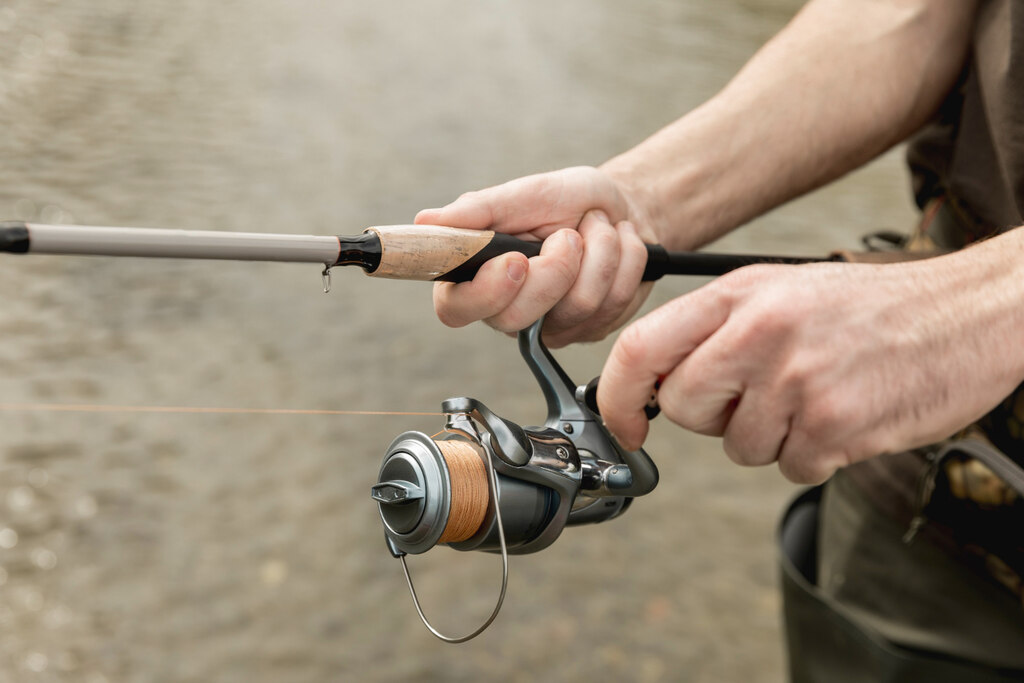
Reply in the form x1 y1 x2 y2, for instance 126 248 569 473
577 376 662 421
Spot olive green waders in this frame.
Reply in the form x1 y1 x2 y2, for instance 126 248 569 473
780 439 1024 681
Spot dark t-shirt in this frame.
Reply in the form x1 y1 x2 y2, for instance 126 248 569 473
908 0 1024 237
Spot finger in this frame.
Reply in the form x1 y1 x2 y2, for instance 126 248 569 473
656 362 738 438
599 287 733 451
415 167 630 236
587 221 650 333
433 252 529 328
414 207 447 226
415 195 495 231
776 442 850 485
662 323 745 436
484 229 584 333
544 219 649 348
542 210 619 340
720 389 792 468
775 420 855 485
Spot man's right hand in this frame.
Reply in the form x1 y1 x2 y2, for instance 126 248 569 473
415 166 658 348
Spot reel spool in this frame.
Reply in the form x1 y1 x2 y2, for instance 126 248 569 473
371 320 660 642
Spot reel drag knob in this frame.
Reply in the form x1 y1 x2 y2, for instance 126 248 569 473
372 432 489 555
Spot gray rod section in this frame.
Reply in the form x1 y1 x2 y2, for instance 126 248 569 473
24 223 341 263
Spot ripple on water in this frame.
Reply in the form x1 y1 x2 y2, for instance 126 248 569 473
0 8 16 32
30 547 57 571
6 486 35 513
17 34 44 59
23 652 47 674
12 198 36 220
43 604 73 629
74 495 98 519
0 528 18 549
26 468 48 488
15 586 44 612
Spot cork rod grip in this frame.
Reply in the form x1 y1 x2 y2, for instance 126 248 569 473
365 225 542 282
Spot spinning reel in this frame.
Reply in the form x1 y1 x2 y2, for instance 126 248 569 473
371 319 659 642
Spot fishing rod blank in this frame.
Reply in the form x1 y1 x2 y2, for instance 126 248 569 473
0 220 833 283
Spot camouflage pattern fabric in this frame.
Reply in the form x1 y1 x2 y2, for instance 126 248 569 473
924 425 1024 609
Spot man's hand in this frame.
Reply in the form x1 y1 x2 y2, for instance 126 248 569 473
416 166 657 348
598 241 1024 483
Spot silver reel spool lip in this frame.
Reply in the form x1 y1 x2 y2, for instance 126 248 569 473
374 431 452 555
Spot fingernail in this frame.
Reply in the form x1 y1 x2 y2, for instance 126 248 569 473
591 209 609 223
507 258 526 283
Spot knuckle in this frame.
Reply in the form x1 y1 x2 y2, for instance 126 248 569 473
777 456 825 484
800 390 847 436
722 435 760 467
590 224 620 251
603 281 639 315
434 303 469 329
486 303 536 335
435 307 467 329
779 357 816 396
613 323 651 370
622 231 648 261
549 253 581 290
661 399 719 438
541 330 573 349
432 285 464 328
485 314 523 335
565 288 604 320
721 425 773 468
574 327 611 343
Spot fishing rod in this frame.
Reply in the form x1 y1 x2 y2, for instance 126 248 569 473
0 218 893 643
0 220 835 283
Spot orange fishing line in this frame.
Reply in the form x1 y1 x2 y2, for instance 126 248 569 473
0 402 438 417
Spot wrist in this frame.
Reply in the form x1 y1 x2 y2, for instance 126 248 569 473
600 100 755 252
599 155 666 247
900 231 1024 419
599 146 711 252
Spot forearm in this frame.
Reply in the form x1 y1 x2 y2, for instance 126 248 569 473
603 0 978 251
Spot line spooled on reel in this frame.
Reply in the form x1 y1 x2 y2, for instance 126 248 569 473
371 319 659 642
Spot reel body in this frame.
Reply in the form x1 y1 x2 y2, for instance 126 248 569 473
370 320 659 640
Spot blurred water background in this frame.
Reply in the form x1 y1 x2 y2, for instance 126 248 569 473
0 1 917 681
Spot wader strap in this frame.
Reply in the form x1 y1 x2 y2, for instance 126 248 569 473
934 438 1024 496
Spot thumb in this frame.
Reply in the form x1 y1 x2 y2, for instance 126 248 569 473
414 191 499 231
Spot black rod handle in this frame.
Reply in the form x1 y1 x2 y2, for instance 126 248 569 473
366 226 832 283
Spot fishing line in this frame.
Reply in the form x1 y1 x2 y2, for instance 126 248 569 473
434 439 490 544
0 402 438 417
